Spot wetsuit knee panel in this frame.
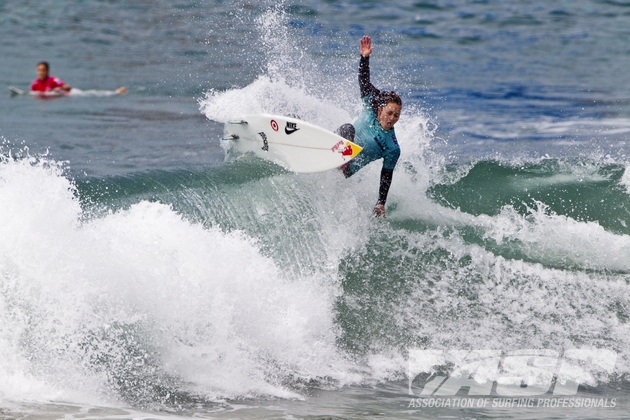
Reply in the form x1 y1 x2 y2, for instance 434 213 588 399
336 123 355 142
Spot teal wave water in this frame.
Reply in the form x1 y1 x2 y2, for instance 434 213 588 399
2 1 630 419
4 148 630 417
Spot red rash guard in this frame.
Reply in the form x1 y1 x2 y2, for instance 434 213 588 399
31 76 67 92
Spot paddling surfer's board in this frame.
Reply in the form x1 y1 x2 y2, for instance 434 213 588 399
9 86 66 97
222 114 362 173
9 86 26 96
9 87 125 97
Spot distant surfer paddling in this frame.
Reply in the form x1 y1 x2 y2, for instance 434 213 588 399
337 36 402 219
30 61 126 95
31 62 72 94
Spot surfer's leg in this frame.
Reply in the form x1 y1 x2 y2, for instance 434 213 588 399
336 123 355 142
340 163 354 178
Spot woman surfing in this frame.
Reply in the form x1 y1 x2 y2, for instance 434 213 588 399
338 36 402 218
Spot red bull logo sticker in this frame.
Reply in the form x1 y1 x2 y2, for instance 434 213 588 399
341 144 354 157
331 140 344 152
331 140 362 160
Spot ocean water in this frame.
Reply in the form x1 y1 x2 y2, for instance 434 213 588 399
2 1 630 419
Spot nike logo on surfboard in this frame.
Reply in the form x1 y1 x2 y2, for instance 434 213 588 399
285 122 300 135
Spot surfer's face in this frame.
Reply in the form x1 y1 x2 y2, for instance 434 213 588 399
36 64 49 80
377 102 401 130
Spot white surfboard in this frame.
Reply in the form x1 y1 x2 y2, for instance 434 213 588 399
222 114 362 173
9 86 126 97
9 86 27 96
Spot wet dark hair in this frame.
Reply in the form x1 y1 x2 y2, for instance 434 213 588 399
370 90 402 113
37 61 50 71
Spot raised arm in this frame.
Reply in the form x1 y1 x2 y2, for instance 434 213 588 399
359 36 379 99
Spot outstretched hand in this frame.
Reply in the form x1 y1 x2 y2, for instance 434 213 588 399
373 202 386 218
360 35 373 58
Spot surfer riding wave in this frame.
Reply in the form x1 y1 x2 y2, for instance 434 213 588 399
337 36 402 219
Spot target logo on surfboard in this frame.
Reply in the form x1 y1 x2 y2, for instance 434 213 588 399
270 119 279 131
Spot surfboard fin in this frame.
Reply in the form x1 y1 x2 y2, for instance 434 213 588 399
221 134 239 140
228 120 248 125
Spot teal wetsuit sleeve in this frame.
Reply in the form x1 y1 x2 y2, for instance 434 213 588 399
382 145 400 171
